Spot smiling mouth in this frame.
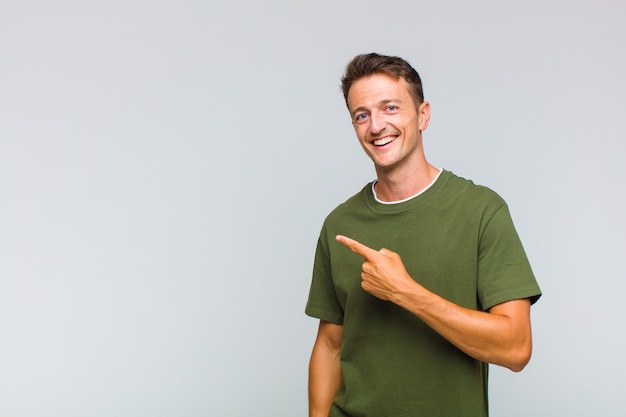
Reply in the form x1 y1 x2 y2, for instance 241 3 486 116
372 136 396 146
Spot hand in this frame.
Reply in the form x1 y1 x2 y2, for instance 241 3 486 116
335 235 416 301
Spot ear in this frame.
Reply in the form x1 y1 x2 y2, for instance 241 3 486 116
418 101 431 131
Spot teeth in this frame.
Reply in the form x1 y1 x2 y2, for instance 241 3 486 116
373 136 395 146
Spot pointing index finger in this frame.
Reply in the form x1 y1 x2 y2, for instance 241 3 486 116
336 235 379 260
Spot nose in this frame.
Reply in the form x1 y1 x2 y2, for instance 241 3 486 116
369 111 387 135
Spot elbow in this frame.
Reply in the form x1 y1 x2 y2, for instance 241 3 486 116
487 298 535 372
507 354 530 372
506 341 532 372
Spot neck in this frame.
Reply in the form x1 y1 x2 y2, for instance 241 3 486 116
374 162 440 202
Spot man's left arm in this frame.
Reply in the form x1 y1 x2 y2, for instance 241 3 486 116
336 235 533 372
397 288 532 372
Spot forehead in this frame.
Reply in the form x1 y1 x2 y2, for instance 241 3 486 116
347 73 412 110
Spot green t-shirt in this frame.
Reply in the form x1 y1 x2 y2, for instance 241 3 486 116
305 170 541 417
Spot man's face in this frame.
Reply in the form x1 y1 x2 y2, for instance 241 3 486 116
347 73 429 172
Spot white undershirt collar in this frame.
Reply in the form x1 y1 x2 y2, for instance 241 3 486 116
372 169 443 204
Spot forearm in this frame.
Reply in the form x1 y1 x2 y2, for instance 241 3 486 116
335 235 534 371
392 280 532 371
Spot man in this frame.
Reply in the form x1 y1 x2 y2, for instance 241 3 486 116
305 53 541 417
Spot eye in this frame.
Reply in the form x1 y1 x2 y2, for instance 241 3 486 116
354 113 368 123
385 105 398 112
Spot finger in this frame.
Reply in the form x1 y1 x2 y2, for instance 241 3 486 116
336 235 379 260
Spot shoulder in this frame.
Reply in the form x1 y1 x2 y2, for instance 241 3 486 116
441 170 507 208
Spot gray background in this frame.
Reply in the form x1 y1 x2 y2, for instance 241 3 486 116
1 0 625 416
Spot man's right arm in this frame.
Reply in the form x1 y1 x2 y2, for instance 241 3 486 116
308 320 343 417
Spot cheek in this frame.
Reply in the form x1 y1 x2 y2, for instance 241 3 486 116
354 125 369 140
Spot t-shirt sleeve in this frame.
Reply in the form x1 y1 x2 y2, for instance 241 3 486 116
477 204 542 310
305 229 345 324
